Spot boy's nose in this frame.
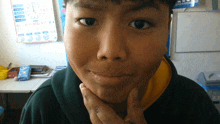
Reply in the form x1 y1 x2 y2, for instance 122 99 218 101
97 24 127 61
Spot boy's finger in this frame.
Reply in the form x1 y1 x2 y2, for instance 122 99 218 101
80 83 125 124
127 88 148 124
80 84 103 124
88 109 103 124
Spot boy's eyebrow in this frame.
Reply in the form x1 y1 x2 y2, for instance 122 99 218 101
73 1 160 12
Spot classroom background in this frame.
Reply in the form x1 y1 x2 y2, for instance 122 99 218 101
0 0 220 123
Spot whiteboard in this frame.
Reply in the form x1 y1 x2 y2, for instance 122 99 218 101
176 12 220 52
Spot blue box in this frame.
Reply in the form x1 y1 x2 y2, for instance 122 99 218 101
18 65 31 81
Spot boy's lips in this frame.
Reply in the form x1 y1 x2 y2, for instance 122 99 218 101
90 71 134 86
91 71 132 77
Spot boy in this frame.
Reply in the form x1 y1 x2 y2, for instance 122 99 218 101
20 0 220 123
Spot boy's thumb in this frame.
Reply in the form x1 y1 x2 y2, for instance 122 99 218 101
127 88 147 124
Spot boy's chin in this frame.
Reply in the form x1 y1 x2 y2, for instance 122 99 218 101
98 93 128 104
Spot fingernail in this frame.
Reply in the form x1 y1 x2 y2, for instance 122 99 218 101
79 83 84 90
79 84 86 96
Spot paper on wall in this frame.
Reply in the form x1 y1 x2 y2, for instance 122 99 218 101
58 0 65 35
10 0 57 43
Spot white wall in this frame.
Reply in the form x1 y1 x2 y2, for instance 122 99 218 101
0 0 67 69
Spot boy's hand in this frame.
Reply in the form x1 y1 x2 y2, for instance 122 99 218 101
79 83 148 124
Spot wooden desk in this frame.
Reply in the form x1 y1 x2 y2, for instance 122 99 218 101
0 78 48 110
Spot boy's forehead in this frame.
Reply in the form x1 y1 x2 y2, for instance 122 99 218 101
72 0 160 11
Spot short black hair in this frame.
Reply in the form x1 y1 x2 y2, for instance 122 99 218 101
64 0 178 16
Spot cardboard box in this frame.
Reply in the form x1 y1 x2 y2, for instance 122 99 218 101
8 67 20 78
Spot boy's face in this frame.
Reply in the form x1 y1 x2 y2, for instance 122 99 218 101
65 0 171 103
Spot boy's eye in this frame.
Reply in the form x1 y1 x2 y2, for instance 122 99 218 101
130 20 153 29
78 18 96 26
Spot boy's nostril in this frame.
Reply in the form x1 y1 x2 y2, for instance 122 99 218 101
115 57 121 60
101 56 107 60
100 56 121 60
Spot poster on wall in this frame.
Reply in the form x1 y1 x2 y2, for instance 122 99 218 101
58 0 66 35
58 0 68 64
10 0 57 43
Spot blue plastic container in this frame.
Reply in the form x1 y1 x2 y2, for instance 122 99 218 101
0 106 4 118
197 81 220 91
